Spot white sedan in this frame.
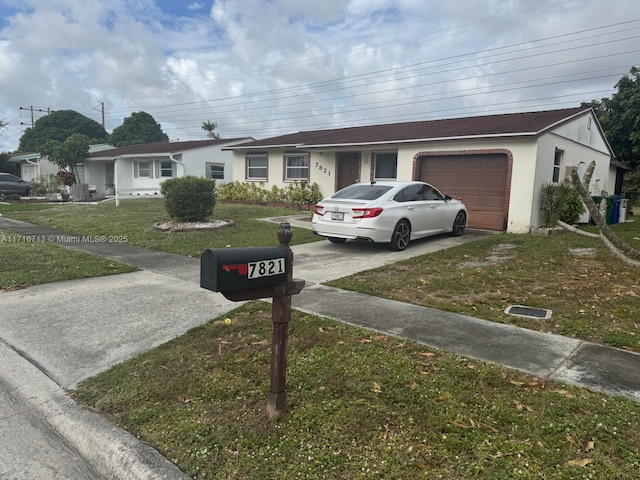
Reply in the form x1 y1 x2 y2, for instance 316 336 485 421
311 181 468 251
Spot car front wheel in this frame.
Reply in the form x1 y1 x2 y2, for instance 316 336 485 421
390 220 411 251
451 211 466 236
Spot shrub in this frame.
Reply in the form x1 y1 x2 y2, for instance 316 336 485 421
539 182 586 226
216 181 323 208
286 181 323 207
56 170 76 186
30 174 64 195
560 185 586 224
160 176 216 222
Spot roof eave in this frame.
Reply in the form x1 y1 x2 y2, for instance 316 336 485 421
224 143 305 151
299 132 537 149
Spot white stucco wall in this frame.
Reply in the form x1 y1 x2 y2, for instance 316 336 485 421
530 116 613 228
230 118 613 234
18 157 58 181
231 149 336 199
80 161 107 194
181 141 247 184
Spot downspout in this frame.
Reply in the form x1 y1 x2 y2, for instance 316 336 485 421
114 156 120 207
26 157 40 178
169 153 184 177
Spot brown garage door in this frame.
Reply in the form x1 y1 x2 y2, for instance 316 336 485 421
418 154 508 231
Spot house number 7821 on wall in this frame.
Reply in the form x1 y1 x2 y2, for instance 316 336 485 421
315 162 331 176
248 258 286 279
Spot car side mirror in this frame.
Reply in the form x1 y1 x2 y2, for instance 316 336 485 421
444 194 452 201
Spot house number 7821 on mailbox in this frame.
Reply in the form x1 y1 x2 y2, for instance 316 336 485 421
248 258 285 279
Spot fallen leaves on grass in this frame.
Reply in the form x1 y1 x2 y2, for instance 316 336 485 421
550 388 574 399
514 400 533 412
565 458 592 467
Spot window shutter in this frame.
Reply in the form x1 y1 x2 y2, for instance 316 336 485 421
134 162 138 178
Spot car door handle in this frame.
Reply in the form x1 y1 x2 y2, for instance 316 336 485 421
407 206 415 211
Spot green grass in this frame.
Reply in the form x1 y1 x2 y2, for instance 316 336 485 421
327 226 640 351
1 199 319 257
0 228 137 289
75 302 640 479
6 198 640 477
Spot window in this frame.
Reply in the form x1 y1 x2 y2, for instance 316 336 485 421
422 185 444 201
246 155 268 180
285 153 310 181
332 184 393 200
394 184 444 202
374 152 397 180
207 162 225 180
394 185 422 202
137 161 150 178
160 161 173 177
553 149 563 183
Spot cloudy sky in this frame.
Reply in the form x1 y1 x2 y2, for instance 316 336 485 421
0 0 638 152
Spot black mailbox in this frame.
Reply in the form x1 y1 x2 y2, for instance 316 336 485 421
201 246 291 293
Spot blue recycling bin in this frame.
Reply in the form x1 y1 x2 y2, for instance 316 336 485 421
611 195 621 224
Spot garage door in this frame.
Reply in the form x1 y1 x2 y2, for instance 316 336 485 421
418 154 508 231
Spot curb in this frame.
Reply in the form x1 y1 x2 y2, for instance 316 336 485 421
0 341 190 480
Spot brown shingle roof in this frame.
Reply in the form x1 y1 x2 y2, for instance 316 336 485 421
88 138 253 158
235 107 589 149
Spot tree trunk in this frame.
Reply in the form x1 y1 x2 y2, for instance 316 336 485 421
71 183 90 202
568 164 640 261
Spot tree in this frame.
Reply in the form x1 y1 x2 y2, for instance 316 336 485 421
202 120 220 139
582 66 640 192
109 111 169 147
39 133 90 181
0 152 19 175
18 110 107 152
567 162 640 266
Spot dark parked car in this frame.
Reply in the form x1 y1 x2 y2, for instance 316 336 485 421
0 173 31 196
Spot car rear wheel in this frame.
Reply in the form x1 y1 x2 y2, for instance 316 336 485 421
390 220 411 251
328 237 347 244
451 211 466 236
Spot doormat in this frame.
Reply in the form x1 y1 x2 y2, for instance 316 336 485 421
504 305 552 320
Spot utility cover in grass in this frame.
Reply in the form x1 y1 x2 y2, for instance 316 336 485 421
504 305 552 320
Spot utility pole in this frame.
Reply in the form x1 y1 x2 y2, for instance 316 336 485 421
19 105 50 128
93 102 105 129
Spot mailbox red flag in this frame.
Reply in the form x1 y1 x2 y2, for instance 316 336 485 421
222 263 249 275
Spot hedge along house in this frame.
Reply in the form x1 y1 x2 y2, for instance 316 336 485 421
84 138 253 199
228 107 622 233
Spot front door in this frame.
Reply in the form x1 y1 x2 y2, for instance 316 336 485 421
336 153 360 191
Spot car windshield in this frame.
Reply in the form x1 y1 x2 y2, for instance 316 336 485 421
331 184 393 200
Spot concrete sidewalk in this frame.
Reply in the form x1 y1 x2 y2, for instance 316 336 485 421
1 214 640 479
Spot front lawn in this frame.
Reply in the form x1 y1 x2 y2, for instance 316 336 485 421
75 302 640 479
328 225 640 351
0 228 137 289
1 199 319 257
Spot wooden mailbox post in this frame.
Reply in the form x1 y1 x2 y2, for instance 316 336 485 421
200 222 305 420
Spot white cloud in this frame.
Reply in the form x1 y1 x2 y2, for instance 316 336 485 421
0 0 637 151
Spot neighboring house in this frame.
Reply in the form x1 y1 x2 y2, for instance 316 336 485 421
227 107 622 233
8 152 58 181
85 138 253 196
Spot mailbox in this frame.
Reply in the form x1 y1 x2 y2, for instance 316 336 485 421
201 246 291 293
